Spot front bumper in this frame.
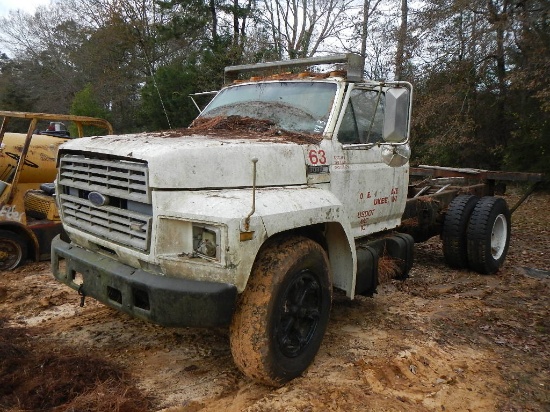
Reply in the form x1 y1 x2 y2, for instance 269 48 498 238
51 236 237 327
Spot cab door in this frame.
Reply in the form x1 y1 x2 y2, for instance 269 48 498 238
327 84 411 238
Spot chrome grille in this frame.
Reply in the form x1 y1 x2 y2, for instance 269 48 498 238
59 155 149 203
58 154 151 251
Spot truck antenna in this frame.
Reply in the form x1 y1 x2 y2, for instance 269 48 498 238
243 158 258 232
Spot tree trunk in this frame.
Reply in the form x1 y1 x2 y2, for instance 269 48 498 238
487 0 510 147
360 0 371 73
209 0 218 44
395 0 408 80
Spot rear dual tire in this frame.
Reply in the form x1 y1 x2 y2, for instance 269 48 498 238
442 195 479 268
442 196 511 274
466 197 511 274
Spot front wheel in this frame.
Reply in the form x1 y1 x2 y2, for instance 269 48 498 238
230 236 332 386
466 197 511 274
0 230 28 271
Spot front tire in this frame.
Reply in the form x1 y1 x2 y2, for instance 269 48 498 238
466 197 511 274
230 236 332 386
0 230 27 271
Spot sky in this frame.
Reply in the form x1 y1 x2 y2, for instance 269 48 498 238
0 0 50 17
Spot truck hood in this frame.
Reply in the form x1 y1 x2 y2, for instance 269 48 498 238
59 132 311 189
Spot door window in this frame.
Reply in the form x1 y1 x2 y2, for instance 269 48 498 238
337 89 385 144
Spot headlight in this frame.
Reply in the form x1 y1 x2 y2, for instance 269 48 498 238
156 218 224 263
192 224 220 260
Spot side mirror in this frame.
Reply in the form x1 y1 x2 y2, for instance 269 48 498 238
383 88 409 143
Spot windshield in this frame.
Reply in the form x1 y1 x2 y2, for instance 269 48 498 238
198 81 338 134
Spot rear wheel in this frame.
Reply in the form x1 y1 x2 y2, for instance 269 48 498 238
230 236 332 386
0 230 27 271
466 197 511 274
442 195 479 268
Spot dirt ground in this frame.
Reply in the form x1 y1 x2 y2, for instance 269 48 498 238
1 189 548 412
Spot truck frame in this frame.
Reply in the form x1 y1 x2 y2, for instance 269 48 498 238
50 55 542 385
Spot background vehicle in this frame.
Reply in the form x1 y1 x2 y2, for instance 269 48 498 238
0 111 113 270
50 55 542 385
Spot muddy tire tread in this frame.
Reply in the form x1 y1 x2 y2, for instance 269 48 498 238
466 197 510 274
442 195 479 269
229 235 331 386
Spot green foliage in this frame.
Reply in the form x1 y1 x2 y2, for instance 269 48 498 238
156 0 211 40
69 84 111 136
139 63 201 131
410 60 487 168
70 84 109 118
504 97 550 177
0 54 37 132
0 56 35 113
502 0 550 177
409 0 549 176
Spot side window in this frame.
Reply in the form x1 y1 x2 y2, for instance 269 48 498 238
337 89 385 144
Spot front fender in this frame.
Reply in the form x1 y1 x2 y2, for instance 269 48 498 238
254 186 357 297
153 186 357 297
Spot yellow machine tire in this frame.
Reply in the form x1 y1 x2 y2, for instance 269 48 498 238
0 230 27 271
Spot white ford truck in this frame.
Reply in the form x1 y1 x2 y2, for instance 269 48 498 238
52 54 521 385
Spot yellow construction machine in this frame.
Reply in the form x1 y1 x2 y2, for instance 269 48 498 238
0 111 113 270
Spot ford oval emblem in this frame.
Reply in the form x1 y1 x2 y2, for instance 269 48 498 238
88 191 109 207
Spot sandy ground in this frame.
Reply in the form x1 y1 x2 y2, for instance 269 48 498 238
0 190 548 411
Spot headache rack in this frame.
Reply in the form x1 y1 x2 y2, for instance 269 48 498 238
225 54 365 83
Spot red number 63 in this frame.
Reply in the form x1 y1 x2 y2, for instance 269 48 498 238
308 149 327 165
